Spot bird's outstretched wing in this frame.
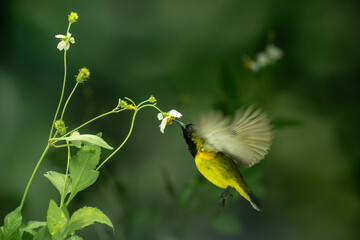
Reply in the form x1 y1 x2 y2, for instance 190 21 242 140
196 107 273 167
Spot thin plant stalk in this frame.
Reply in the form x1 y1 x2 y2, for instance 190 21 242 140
20 144 51 207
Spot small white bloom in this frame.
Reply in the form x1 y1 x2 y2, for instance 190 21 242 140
256 52 270 67
266 44 283 61
158 109 182 133
55 32 75 51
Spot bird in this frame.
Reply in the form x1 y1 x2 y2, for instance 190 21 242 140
174 107 273 211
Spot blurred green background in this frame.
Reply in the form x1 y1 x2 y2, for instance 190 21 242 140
1 0 359 239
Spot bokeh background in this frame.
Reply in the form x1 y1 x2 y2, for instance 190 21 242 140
1 0 359 239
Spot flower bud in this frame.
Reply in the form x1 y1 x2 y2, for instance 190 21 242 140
68 12 79 24
55 120 66 135
118 99 128 109
76 67 90 83
149 95 156 103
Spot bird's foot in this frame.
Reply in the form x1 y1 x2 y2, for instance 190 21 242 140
218 186 233 209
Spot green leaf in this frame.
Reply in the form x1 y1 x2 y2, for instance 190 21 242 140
20 221 46 236
65 133 113 150
44 171 72 197
0 206 22 240
67 146 100 203
33 226 51 240
46 200 68 240
61 205 70 220
62 207 113 237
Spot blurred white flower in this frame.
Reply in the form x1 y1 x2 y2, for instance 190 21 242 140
243 43 283 72
266 44 283 62
256 52 270 67
157 109 182 133
55 32 75 51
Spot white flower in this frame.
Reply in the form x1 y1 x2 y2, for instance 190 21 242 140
55 32 75 51
266 44 283 61
256 52 270 67
157 109 182 133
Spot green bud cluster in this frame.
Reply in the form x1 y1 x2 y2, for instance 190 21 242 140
54 120 67 135
76 67 90 83
68 12 79 24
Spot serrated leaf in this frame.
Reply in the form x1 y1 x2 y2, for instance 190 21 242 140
33 226 51 240
44 171 72 197
65 134 113 150
0 206 22 240
61 207 113 237
20 221 46 234
46 200 68 240
67 146 100 204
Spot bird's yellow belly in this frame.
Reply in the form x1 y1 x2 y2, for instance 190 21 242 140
195 152 239 189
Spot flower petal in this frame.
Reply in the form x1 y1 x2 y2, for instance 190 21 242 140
57 41 66 50
157 113 164 120
64 42 70 50
256 53 269 67
169 109 182 118
159 119 167 133
69 37 75 44
67 32 72 37
55 34 65 39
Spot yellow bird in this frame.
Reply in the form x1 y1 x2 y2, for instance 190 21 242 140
174 107 273 211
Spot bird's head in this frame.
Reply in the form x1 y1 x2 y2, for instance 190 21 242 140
173 120 198 157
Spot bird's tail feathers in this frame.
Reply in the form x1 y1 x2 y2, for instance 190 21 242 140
234 185 262 212
248 191 262 212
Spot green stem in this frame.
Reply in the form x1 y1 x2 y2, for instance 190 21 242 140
20 144 51 207
49 23 72 139
95 110 138 171
21 23 74 208
60 141 71 207
142 104 163 113
61 109 120 139
95 104 162 171
59 82 79 124
51 143 74 148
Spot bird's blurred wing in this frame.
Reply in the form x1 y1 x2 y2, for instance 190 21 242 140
196 107 273 167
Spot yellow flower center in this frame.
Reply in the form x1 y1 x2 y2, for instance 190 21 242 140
166 116 175 125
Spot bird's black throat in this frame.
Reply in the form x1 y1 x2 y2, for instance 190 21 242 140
180 124 198 158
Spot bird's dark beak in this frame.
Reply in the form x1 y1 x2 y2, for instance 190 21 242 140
173 119 186 129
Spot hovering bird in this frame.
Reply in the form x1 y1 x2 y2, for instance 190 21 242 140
174 107 273 211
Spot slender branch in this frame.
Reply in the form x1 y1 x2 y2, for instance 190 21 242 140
51 143 75 148
49 23 72 139
59 82 79 124
95 110 138 171
61 109 119 139
60 141 71 207
124 97 135 106
20 144 51 207
95 103 162 171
